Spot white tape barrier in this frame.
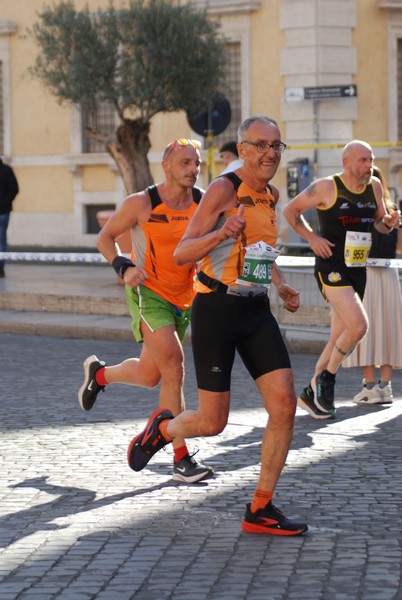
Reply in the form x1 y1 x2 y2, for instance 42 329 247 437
0 252 401 268
276 256 402 268
365 258 402 268
0 252 108 264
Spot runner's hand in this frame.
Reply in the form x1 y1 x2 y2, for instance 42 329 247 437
220 204 246 240
309 233 335 259
277 283 300 313
124 265 148 287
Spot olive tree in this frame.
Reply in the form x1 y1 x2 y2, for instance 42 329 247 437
30 0 227 193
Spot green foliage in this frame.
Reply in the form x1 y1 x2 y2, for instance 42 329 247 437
29 0 227 122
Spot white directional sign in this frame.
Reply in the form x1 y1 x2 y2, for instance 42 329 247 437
285 87 305 103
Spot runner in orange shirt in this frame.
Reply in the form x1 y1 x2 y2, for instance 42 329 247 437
126 115 308 536
78 139 213 483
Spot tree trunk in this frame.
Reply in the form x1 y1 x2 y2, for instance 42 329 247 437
106 118 154 195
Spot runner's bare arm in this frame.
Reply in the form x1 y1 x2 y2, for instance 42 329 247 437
97 192 149 284
283 178 335 258
174 178 244 265
97 192 148 263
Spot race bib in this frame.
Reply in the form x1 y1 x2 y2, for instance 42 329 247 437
344 231 372 267
236 241 280 287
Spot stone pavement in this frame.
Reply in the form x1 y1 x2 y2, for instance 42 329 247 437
1 331 402 600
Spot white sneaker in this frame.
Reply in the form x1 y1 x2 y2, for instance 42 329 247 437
376 383 393 404
353 380 393 405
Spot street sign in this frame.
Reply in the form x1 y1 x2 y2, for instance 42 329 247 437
304 84 357 100
285 84 357 102
285 87 305 103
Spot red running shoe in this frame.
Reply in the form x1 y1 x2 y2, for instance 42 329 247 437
242 502 308 536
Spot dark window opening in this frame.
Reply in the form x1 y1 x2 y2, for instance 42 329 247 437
86 204 116 234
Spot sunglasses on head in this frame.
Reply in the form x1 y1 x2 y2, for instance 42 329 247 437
164 138 202 160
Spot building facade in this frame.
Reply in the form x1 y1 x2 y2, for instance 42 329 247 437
1 0 401 249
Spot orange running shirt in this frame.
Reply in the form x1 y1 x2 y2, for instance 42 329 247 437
196 173 278 293
130 186 202 309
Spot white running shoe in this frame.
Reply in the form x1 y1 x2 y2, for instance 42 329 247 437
375 383 393 404
353 380 393 405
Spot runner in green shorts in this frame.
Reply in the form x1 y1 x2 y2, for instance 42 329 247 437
125 285 191 343
77 138 213 483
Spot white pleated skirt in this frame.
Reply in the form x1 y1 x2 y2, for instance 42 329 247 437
343 266 402 368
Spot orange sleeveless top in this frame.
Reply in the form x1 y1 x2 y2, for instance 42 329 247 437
196 174 278 293
130 186 202 309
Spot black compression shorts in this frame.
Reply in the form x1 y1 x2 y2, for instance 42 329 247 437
191 292 291 393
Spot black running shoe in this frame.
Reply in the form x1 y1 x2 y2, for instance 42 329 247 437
298 384 334 420
313 371 336 416
172 453 214 483
127 408 174 472
78 355 106 411
242 502 308 536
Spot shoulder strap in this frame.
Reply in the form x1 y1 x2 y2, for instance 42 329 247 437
147 184 203 208
221 171 242 191
221 171 273 196
191 186 203 204
146 184 163 210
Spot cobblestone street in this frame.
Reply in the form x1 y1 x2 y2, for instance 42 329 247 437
1 333 401 599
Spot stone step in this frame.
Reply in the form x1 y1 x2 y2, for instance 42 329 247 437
0 289 129 316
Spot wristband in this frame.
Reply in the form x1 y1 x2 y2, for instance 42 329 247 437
112 255 135 279
382 220 392 231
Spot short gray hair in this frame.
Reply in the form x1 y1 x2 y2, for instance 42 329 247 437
237 115 278 142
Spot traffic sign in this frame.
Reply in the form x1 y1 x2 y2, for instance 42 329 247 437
304 84 357 100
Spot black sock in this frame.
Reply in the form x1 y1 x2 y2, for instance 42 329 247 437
320 369 336 382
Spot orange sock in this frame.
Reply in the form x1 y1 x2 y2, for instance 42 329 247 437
159 419 174 442
250 489 273 513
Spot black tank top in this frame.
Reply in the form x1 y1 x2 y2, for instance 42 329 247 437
316 175 377 267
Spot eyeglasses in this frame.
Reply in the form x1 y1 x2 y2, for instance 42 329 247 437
164 138 202 160
240 140 287 154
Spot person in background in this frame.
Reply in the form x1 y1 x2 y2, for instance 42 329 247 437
283 141 400 420
0 158 19 278
219 141 243 175
344 165 402 404
127 115 308 537
78 138 213 483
